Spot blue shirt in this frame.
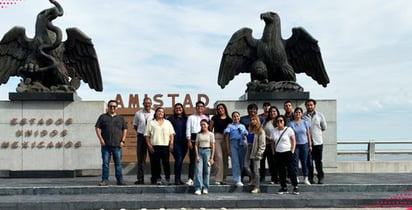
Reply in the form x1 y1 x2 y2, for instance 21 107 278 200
247 133 255 144
224 123 248 145
288 120 310 145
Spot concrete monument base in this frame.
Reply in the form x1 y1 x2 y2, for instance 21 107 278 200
215 96 337 168
240 91 310 100
0 99 105 177
9 92 81 101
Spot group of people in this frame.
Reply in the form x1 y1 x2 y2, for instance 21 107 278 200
94 97 327 196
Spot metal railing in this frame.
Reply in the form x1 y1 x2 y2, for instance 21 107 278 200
337 140 412 161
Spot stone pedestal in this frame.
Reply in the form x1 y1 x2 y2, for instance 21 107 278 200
9 92 81 101
215 96 337 168
240 91 310 100
0 100 105 177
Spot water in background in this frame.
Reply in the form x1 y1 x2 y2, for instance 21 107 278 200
337 140 412 161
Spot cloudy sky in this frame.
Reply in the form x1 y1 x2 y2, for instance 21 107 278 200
1 0 412 141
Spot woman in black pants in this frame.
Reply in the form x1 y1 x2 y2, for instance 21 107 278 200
271 115 299 195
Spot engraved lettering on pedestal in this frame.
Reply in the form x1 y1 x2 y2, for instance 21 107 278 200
46 119 53 125
40 130 48 137
31 142 36 148
55 118 63 125
16 130 23 137
29 118 36 125
38 119 44 125
25 130 33 137
61 129 68 137
1 142 10 148
74 141 81 148
50 130 58 137
56 141 63 148
37 141 45 148
12 141 19 149
47 141 54 148
64 141 73 148
10 118 18 126
65 118 73 125
20 118 27 126
22 141 29 149
34 130 39 137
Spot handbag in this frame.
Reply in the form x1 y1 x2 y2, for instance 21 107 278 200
274 127 289 152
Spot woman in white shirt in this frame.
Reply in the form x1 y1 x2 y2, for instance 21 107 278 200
271 115 299 195
144 107 175 185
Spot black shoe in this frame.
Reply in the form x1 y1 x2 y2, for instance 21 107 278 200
117 180 127 185
309 179 314 184
277 187 288 194
98 181 108 186
292 186 300 195
134 180 144 185
318 178 324 184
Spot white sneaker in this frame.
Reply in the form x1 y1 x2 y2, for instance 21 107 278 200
235 182 244 187
304 177 311 185
194 190 201 195
296 177 300 183
202 189 208 194
186 178 194 186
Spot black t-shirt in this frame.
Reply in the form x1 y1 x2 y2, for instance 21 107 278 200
211 115 232 134
95 113 128 147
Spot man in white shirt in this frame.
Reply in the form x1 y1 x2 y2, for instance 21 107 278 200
185 101 209 185
133 97 155 185
304 99 327 184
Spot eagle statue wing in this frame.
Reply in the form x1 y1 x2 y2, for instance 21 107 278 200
284 27 329 87
218 27 258 89
63 28 103 91
0 26 30 84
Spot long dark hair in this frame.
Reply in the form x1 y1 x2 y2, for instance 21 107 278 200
216 103 229 117
173 103 187 119
264 106 280 126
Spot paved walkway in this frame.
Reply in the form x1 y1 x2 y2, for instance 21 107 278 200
0 173 410 210
0 173 410 187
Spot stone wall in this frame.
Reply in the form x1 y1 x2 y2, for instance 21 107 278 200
0 101 105 173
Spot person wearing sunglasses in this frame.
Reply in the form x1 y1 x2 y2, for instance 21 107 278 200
95 100 128 186
271 115 299 195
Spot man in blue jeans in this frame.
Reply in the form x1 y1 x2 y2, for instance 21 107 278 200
95 100 128 186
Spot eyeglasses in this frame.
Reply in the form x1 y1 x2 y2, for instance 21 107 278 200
108 105 117 108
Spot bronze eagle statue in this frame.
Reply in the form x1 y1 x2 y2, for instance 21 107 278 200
0 0 102 93
218 12 329 91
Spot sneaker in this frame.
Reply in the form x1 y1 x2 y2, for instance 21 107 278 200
202 189 208 194
235 182 244 187
214 181 221 185
117 180 127 186
194 190 201 195
251 188 260 194
304 177 311 185
156 179 162 185
269 181 275 184
292 186 300 195
186 178 194 186
277 187 288 194
98 181 108 186
296 177 300 183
